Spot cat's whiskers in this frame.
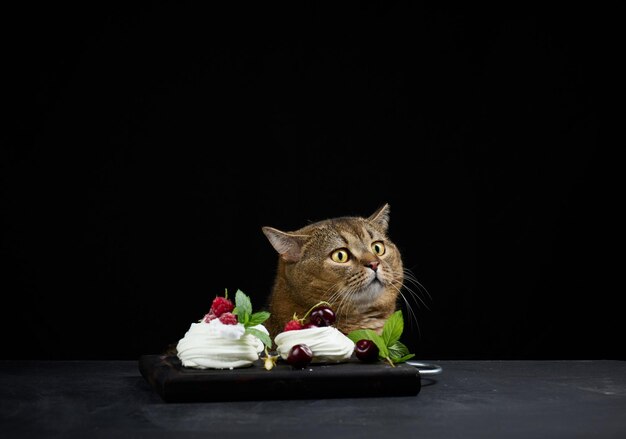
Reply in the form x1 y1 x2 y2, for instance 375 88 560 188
332 274 364 324
337 284 360 324
333 285 352 322
402 267 433 302
324 280 348 307
326 279 344 303
388 267 433 339
400 281 430 312
389 280 421 337
325 281 363 325
391 267 431 311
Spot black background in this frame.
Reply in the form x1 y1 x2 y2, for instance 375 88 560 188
2 3 617 360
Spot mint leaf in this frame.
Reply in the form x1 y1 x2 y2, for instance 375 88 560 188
235 289 253 315
245 327 272 349
388 340 410 359
349 311 415 366
221 289 272 340
247 311 270 327
347 329 389 358
347 329 370 344
392 353 415 364
233 289 253 325
382 310 404 347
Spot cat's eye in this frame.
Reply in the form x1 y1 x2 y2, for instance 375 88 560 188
330 248 350 263
371 241 386 256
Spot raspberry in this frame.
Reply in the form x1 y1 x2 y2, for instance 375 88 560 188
211 296 234 317
283 319 304 332
203 311 217 323
218 312 238 325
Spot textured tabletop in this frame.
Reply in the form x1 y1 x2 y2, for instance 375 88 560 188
1 360 625 438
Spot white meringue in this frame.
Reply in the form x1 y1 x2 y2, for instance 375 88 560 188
176 319 268 369
274 326 355 363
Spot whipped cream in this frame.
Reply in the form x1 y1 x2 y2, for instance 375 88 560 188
176 319 268 369
274 326 355 363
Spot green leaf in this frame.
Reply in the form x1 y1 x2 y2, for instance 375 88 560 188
347 329 375 344
347 329 389 358
348 310 416 364
245 327 272 349
387 340 410 360
392 353 415 364
233 289 253 325
247 311 270 327
382 310 404 347
235 289 253 315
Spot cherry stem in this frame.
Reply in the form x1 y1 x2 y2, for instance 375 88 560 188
300 301 332 322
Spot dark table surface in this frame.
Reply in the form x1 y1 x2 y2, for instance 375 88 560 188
1 359 625 438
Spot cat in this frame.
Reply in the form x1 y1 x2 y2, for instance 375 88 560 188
262 203 405 338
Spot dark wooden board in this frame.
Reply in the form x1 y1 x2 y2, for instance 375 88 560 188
139 354 421 402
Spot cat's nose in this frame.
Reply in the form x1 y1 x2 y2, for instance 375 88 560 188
366 261 379 272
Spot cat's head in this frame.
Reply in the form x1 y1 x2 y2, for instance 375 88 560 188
262 204 403 313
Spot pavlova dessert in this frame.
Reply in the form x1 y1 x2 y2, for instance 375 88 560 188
273 302 355 368
176 290 271 369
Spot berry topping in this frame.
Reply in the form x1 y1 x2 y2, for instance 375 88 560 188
287 344 313 369
280 301 337 333
211 296 234 317
284 319 304 332
355 339 379 362
218 312 238 325
308 305 336 327
203 311 217 323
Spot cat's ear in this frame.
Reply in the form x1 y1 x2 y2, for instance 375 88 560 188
368 203 390 232
262 227 308 262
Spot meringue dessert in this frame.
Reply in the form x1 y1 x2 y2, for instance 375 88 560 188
274 326 355 363
176 319 269 369
176 289 271 369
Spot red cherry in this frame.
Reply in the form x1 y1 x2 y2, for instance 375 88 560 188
308 306 336 327
355 339 379 362
287 344 313 368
